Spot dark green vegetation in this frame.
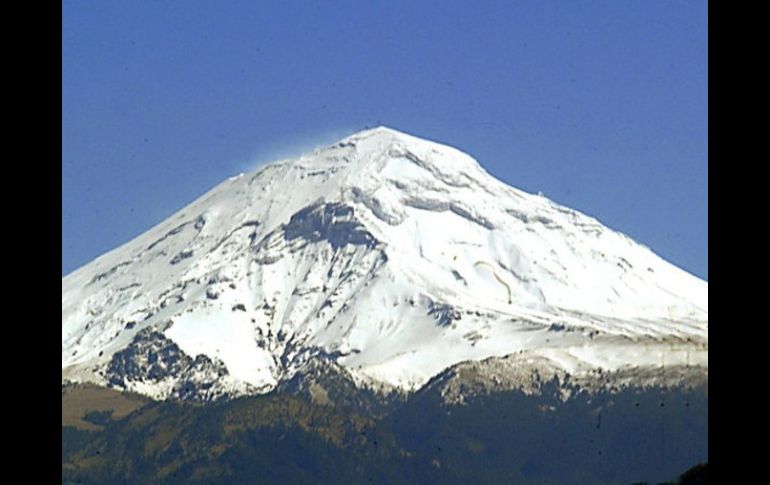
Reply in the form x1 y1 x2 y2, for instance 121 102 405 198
62 379 707 484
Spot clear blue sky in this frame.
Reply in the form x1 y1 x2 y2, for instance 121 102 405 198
62 0 707 280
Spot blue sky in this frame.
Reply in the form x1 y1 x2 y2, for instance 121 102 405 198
62 0 707 279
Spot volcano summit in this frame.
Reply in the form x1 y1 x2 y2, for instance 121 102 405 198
62 127 707 401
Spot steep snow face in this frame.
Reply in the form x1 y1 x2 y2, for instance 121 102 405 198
62 127 708 399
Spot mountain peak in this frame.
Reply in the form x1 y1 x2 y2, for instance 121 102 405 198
310 126 487 185
348 125 404 137
341 125 416 143
62 129 707 401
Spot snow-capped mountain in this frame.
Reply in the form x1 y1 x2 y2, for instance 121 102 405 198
62 127 708 400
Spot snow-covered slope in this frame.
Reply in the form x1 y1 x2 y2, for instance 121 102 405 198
62 127 708 400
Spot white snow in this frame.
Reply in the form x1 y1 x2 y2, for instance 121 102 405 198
62 126 708 398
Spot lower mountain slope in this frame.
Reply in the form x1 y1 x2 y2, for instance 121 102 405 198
63 363 707 485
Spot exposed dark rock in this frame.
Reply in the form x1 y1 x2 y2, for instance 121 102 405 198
105 328 231 401
283 201 378 250
170 250 194 265
428 301 460 327
146 222 190 251
89 261 131 284
193 214 206 230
